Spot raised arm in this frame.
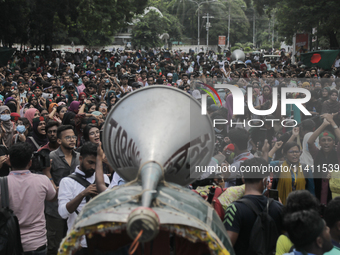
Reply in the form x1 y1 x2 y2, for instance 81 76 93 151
268 141 283 160
308 118 330 146
95 142 107 193
322 113 340 141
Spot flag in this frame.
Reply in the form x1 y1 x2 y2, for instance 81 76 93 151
301 50 340 70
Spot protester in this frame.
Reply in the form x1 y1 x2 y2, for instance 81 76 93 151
1 46 340 255
1 142 56 254
58 142 109 252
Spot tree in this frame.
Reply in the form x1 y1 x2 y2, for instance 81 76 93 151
132 10 166 49
76 0 148 46
0 0 30 47
254 0 340 49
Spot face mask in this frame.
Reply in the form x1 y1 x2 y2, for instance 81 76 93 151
0 114 11 121
214 127 222 134
16 125 26 133
105 79 110 83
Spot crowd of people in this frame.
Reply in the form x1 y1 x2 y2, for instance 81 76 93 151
0 48 340 255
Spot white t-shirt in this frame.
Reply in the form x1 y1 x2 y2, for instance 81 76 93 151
300 132 319 166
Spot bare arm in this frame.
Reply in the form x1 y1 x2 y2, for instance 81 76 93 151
66 184 97 214
78 103 86 114
308 118 330 146
322 113 340 141
287 127 299 144
42 159 57 190
95 142 107 193
227 231 239 246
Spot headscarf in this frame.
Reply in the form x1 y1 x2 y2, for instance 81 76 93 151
31 116 48 147
68 101 80 114
0 106 13 147
79 92 86 104
24 108 39 126
262 85 272 103
4 97 14 105
106 90 116 106
62 111 76 125
10 112 20 122
48 103 58 113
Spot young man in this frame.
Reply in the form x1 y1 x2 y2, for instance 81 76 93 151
285 210 333 255
324 197 340 252
225 128 254 187
43 125 80 255
58 142 110 251
224 157 283 255
1 142 56 254
39 120 59 151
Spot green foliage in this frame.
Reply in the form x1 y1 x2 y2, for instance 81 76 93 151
0 0 148 48
231 46 240 51
244 46 252 52
0 0 30 47
132 10 165 49
76 0 147 46
255 0 340 48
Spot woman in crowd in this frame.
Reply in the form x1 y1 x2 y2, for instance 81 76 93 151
24 108 40 126
26 116 48 151
0 106 14 147
97 102 108 117
12 117 30 144
269 141 315 205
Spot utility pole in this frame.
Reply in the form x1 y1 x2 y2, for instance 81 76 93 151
253 10 255 48
227 2 230 49
203 13 214 51
272 13 275 50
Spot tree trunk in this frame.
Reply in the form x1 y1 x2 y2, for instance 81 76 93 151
328 31 339 49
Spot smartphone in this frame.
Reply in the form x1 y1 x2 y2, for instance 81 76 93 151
268 189 279 201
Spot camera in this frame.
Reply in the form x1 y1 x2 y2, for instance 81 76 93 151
31 149 50 172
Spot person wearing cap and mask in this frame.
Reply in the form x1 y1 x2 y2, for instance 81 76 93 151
284 210 333 255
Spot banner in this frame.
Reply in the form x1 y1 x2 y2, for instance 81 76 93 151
218 36 226 47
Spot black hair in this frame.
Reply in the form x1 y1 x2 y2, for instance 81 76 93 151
86 103 96 113
156 78 163 84
284 190 319 215
9 142 33 169
284 210 324 250
330 89 338 97
56 105 67 114
96 101 107 111
241 157 268 183
80 141 98 158
18 117 30 130
83 125 99 141
88 83 97 90
57 125 74 139
228 128 249 150
45 120 59 131
282 141 300 155
301 119 315 133
324 197 340 228
52 86 62 93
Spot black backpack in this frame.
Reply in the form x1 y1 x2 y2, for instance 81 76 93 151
237 197 279 255
0 177 24 255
